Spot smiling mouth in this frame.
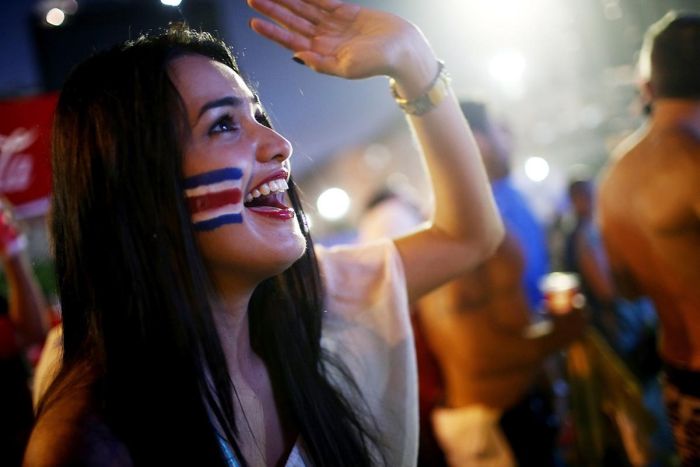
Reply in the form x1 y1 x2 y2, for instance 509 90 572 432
244 178 295 219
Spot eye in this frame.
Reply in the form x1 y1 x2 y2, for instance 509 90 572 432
209 114 238 135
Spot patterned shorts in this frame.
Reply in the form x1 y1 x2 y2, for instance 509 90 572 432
663 364 700 466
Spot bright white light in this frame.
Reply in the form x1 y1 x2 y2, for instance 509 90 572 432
489 50 526 83
489 50 526 97
46 8 65 26
524 157 550 182
161 0 182 6
316 188 350 221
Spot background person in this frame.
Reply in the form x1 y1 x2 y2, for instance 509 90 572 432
416 101 585 467
598 11 700 465
0 199 49 466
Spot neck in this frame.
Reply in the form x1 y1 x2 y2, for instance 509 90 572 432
210 292 252 362
651 98 700 131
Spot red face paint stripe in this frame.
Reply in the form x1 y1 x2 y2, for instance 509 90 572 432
187 188 242 214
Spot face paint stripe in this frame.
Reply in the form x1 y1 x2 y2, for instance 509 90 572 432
183 167 243 189
191 204 242 223
185 180 241 198
193 213 243 231
188 189 242 214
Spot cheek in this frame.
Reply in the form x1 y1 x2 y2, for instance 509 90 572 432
183 167 245 231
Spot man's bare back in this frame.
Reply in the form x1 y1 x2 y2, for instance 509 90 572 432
599 114 700 368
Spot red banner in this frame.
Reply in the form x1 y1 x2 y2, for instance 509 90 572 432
0 92 58 218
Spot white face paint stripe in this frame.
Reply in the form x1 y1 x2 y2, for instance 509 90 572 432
185 180 242 198
191 204 243 224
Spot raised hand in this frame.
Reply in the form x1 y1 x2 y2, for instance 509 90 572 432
247 0 434 83
0 198 26 260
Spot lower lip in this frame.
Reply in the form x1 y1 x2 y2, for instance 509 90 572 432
247 206 296 220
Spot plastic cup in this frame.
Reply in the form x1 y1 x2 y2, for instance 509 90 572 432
539 272 584 314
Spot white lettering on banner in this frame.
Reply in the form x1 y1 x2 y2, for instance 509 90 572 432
0 127 37 193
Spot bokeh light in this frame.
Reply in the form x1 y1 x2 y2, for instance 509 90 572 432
316 188 351 221
45 8 65 26
524 157 550 182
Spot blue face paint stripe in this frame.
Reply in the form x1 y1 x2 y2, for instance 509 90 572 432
183 168 243 189
193 213 243 231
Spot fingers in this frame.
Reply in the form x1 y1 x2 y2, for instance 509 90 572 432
293 51 339 75
277 0 326 24
302 0 344 12
249 17 311 52
248 0 318 36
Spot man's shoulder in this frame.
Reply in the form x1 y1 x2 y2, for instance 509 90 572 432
599 125 695 202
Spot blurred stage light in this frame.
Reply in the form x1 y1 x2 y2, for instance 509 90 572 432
161 0 183 6
363 144 391 171
489 49 526 97
45 8 66 26
317 188 350 221
524 157 550 182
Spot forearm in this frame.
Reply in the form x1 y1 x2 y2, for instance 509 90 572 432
390 45 504 300
391 48 503 262
4 252 49 345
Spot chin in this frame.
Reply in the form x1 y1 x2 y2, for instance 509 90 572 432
248 232 308 281
276 234 308 271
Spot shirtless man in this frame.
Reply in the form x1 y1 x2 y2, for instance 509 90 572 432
417 101 585 466
598 12 700 464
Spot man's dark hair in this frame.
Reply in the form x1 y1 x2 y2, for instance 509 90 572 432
459 100 490 133
643 11 700 98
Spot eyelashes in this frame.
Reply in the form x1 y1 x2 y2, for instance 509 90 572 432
255 110 270 127
208 109 267 136
208 114 238 135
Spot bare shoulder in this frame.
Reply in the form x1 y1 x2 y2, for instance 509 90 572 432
659 128 700 171
601 127 699 218
24 393 132 467
599 131 643 204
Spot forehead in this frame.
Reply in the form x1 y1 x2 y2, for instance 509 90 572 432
168 54 254 113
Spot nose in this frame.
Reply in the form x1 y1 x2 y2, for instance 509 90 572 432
255 125 292 164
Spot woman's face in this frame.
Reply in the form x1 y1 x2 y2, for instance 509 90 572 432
169 54 306 287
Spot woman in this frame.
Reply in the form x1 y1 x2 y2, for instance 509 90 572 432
25 0 503 465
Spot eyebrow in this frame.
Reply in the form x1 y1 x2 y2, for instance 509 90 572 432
195 94 261 123
196 96 243 122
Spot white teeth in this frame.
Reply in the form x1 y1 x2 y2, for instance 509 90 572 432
245 179 289 203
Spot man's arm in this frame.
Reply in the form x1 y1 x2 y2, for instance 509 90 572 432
0 201 49 346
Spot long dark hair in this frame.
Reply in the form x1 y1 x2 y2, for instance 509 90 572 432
43 25 379 466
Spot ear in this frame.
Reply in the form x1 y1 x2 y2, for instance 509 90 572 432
639 80 655 113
